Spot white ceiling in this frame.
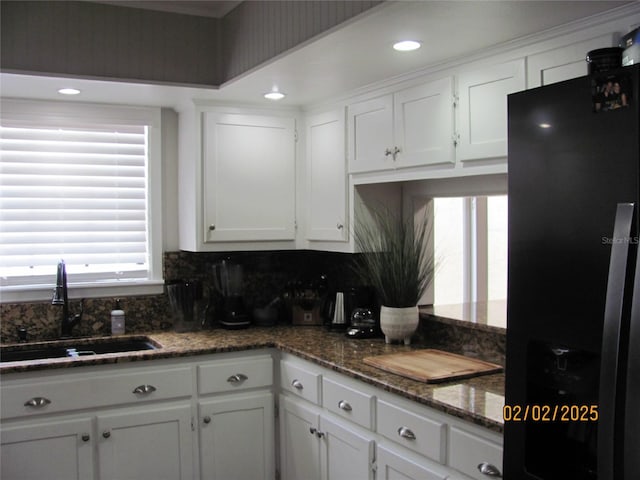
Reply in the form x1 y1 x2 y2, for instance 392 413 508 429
0 1 634 110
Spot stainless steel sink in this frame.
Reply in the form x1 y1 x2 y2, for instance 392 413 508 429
1 336 159 363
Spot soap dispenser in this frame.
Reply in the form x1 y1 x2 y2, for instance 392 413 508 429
111 299 125 335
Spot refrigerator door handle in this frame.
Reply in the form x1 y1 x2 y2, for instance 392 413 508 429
599 202 635 480
625 218 640 480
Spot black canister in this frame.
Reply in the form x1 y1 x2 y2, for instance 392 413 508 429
586 47 623 75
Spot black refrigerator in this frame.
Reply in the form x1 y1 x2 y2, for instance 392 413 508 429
505 64 640 479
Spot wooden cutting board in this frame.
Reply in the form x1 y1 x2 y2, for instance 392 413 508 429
363 349 502 383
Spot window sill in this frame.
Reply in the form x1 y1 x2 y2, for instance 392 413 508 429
0 280 165 304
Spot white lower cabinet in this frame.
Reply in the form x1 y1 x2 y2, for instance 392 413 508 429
278 354 503 480
376 445 448 480
320 415 374 480
199 392 275 480
0 351 276 480
96 403 193 480
1 416 95 480
280 395 321 480
1 350 503 480
279 394 374 480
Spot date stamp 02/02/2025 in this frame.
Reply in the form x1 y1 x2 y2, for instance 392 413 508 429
503 404 599 422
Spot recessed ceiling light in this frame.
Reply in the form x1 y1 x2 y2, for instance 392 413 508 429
264 91 285 100
393 40 421 52
538 123 552 129
58 88 81 95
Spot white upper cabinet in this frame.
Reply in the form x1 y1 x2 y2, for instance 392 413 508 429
348 95 394 173
305 109 348 242
348 78 455 173
393 77 455 168
202 112 296 243
527 34 616 88
455 58 525 162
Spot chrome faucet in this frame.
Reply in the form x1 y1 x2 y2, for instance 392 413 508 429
52 260 83 338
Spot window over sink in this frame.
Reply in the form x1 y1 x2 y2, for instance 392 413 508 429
0 99 163 302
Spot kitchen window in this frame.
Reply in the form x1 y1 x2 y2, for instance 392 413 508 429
0 99 163 302
431 194 507 306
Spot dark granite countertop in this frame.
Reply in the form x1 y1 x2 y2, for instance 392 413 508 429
0 326 505 433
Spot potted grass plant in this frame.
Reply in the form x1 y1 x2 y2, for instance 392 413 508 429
351 204 435 344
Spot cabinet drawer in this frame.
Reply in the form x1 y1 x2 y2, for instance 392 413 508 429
280 360 321 405
449 426 503 480
322 377 375 429
377 399 446 463
1 367 192 419
198 355 273 394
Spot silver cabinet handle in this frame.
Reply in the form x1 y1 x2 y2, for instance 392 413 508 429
338 400 352 412
203 416 211 424
132 384 156 395
227 373 248 384
24 397 51 408
102 431 111 439
337 223 344 230
309 427 324 438
477 462 502 477
82 434 90 442
291 379 303 390
397 426 416 440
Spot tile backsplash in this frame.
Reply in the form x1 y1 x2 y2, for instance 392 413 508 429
1 250 359 343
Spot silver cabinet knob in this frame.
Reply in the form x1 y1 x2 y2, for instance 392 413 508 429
82 434 90 442
24 397 51 408
397 426 416 440
336 223 344 230
102 431 111 439
309 427 317 435
477 462 502 477
132 384 156 395
227 373 248 384
338 400 352 412
203 416 211 424
384 146 401 160
291 379 303 390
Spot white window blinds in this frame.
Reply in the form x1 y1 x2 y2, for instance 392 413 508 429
0 119 151 287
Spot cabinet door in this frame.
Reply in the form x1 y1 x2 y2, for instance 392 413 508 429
394 78 455 168
320 415 374 480
280 395 321 480
306 109 348 242
456 59 525 161
1 417 94 480
347 95 394 173
199 392 275 480
527 34 615 88
376 445 448 480
202 112 296 242
97 403 193 480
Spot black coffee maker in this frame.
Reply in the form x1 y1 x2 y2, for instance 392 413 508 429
323 285 379 338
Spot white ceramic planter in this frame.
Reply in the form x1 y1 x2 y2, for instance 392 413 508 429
380 305 419 345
